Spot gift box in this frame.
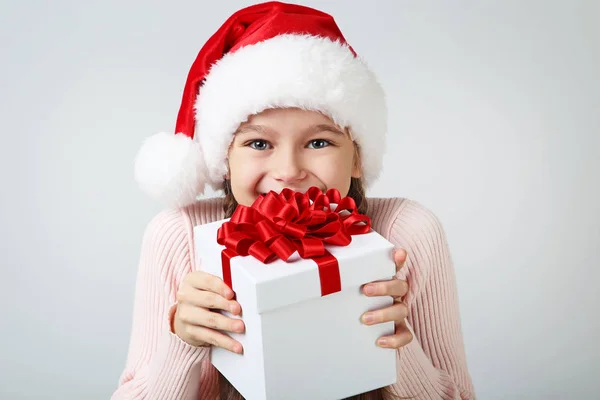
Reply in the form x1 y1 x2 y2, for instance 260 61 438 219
193 188 397 400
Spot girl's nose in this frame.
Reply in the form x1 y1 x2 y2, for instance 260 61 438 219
273 154 307 183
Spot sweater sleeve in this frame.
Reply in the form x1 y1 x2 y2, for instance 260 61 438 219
111 209 216 400
381 200 475 400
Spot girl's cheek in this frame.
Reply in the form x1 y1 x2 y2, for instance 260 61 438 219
230 150 255 173
232 156 264 185
311 153 353 178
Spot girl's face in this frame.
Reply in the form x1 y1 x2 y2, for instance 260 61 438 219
227 107 361 207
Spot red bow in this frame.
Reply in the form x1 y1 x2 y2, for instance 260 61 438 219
216 187 371 296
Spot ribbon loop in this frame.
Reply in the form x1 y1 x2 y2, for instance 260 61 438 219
216 186 372 296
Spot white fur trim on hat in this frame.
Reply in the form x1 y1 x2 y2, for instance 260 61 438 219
195 34 387 190
134 132 207 207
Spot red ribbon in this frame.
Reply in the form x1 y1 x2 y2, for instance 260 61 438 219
216 187 371 296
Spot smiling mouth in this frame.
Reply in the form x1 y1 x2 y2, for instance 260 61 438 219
259 186 325 195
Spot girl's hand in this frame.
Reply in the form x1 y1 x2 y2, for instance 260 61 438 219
361 248 413 349
173 271 245 354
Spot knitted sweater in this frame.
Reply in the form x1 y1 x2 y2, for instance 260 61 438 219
112 197 475 399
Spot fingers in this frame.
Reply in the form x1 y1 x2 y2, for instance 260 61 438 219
362 278 408 298
394 248 407 273
361 302 408 326
362 248 408 297
177 286 241 315
182 324 244 354
377 321 413 349
177 303 245 334
174 271 246 353
184 271 235 300
360 299 412 350
179 271 241 315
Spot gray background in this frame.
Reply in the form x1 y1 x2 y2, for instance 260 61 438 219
1 0 599 399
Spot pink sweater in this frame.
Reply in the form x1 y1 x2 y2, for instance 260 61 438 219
112 197 475 399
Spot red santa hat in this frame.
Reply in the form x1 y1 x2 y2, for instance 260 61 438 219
134 1 387 207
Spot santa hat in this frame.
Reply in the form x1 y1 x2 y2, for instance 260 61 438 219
134 1 387 208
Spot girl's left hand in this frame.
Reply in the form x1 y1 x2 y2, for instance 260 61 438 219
361 248 413 349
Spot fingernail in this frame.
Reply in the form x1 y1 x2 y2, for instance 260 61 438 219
362 313 374 325
234 344 243 354
364 285 375 296
229 303 238 314
396 248 406 259
234 321 244 332
377 338 390 347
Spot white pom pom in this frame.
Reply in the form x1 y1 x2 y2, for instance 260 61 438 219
134 132 207 208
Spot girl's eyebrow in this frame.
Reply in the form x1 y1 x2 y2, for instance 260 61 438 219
305 124 345 135
234 124 270 136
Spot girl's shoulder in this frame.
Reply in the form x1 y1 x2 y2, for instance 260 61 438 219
367 197 448 244
143 196 221 232
368 196 452 280
368 197 453 303
140 197 226 252
137 198 226 274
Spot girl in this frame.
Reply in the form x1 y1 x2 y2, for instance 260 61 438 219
114 2 475 399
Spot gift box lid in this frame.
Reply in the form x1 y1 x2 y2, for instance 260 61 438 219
193 218 395 314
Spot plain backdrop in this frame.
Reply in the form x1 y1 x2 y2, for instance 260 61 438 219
1 0 598 399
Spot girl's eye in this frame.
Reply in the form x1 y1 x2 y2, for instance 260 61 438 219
307 139 331 149
248 140 271 150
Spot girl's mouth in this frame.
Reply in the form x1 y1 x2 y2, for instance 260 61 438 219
259 186 324 195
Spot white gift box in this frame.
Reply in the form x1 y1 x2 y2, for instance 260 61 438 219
193 217 397 400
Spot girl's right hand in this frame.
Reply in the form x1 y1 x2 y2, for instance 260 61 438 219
173 271 245 354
